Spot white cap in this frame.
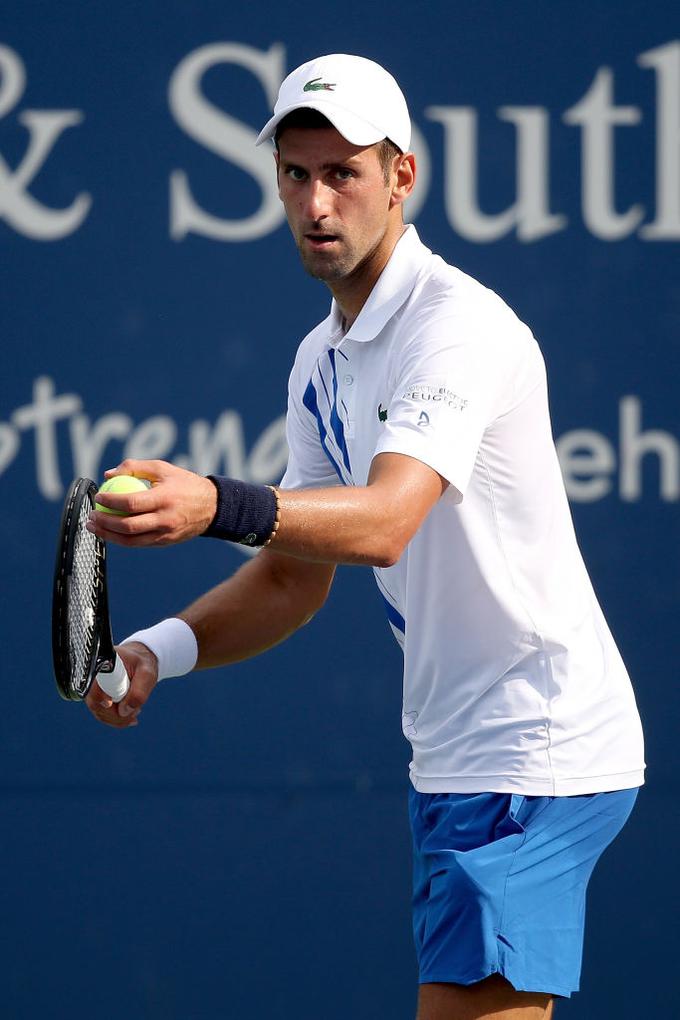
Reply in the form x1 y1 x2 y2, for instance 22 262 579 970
256 54 411 153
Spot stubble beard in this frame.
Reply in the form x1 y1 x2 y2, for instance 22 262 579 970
296 240 357 283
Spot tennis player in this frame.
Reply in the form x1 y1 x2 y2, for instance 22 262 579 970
87 54 645 1020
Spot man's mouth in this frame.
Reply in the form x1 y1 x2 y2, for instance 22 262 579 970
304 232 339 249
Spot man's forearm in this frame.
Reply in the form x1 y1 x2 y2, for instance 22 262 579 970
179 549 335 670
271 454 447 566
88 548 334 730
272 484 399 566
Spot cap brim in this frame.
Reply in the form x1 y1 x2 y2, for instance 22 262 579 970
256 99 386 148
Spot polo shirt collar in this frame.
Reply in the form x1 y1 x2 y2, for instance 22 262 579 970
329 225 430 343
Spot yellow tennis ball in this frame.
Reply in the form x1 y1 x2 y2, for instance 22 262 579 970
95 475 151 515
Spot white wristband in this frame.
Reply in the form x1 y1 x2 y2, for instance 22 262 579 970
121 618 198 680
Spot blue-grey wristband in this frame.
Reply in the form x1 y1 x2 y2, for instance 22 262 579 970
202 475 279 547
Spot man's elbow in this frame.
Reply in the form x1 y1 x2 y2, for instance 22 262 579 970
371 534 408 569
307 580 333 614
266 553 335 618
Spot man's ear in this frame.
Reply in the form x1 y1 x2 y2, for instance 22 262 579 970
390 152 416 209
274 149 281 195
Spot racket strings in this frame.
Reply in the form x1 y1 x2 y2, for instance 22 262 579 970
69 497 102 695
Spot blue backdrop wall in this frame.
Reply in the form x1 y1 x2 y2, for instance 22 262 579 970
2 3 678 1017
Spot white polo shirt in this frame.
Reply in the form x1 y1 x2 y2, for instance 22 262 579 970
281 225 645 796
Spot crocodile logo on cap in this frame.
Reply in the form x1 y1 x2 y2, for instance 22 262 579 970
303 77 336 92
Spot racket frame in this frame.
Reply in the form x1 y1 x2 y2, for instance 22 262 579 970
52 477 120 702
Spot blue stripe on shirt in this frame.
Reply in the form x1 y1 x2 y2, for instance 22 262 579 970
302 377 344 482
327 349 352 474
377 590 406 634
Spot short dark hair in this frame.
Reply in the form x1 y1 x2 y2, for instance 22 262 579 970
274 108 402 185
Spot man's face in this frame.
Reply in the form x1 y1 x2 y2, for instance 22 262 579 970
276 126 394 284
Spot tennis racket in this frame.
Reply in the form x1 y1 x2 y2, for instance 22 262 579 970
52 477 130 703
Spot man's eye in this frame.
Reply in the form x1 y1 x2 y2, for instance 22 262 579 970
335 168 353 180
286 168 306 181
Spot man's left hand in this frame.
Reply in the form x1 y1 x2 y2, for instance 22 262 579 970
86 459 217 547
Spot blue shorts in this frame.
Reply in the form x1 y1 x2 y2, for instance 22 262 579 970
409 786 638 998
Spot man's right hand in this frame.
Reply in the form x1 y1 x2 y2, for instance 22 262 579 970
85 641 159 729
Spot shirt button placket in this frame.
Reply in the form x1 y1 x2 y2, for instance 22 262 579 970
340 370 356 437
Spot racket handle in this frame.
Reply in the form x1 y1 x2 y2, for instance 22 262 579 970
96 654 130 703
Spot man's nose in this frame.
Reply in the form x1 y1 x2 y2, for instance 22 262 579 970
303 179 331 220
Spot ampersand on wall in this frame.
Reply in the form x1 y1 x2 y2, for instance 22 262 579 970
0 44 91 240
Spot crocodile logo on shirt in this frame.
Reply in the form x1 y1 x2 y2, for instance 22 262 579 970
303 77 336 92
377 403 388 422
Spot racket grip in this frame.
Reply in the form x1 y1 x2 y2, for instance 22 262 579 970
96 654 130 703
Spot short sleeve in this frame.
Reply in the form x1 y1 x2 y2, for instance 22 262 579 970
279 352 342 491
373 314 514 500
